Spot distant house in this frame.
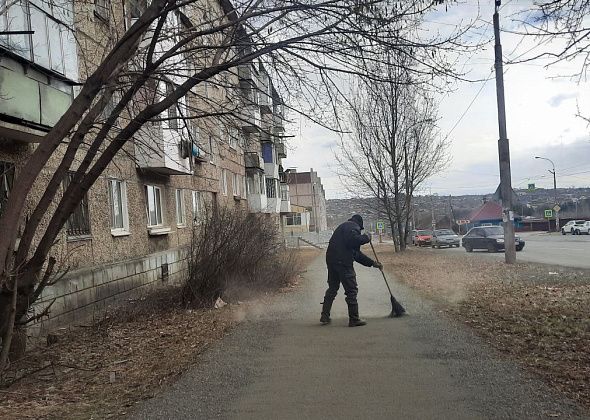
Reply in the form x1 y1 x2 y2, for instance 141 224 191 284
466 200 522 230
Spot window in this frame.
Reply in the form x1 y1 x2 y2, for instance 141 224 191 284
175 189 186 226
63 172 91 237
0 162 15 218
286 214 302 226
126 0 146 28
145 185 163 226
262 142 273 163
1 0 78 80
229 127 238 149
232 173 240 197
108 179 129 234
94 0 110 21
208 135 216 164
191 190 202 222
221 169 228 196
266 177 276 198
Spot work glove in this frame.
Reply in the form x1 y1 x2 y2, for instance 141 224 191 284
373 261 383 270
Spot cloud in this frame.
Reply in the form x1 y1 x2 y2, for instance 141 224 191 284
548 92 578 108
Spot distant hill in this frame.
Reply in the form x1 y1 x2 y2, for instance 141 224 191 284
327 187 590 230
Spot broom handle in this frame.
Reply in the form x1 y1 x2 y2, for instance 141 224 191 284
369 240 394 297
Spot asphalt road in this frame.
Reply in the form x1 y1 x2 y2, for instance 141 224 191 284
447 232 590 269
130 253 588 420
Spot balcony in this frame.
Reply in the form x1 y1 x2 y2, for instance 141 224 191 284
244 152 264 171
238 63 258 82
276 142 287 159
0 64 73 142
272 113 285 133
241 104 261 132
134 125 192 175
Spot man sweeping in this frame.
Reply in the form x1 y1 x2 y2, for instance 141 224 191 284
321 214 383 327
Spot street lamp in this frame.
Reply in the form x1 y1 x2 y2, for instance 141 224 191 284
534 156 559 232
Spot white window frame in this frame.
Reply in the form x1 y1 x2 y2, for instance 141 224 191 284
108 179 130 236
232 172 240 197
145 185 164 227
175 188 186 227
191 190 203 223
221 169 228 196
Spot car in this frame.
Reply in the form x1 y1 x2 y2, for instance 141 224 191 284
561 220 587 235
412 229 432 247
574 221 590 235
431 229 460 248
461 226 525 253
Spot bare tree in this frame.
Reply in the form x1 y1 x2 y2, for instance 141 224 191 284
0 0 471 367
337 54 449 251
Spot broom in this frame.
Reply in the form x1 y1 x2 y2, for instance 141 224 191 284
369 240 406 318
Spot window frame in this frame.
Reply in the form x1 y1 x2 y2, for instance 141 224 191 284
0 161 15 218
108 178 130 236
232 172 240 197
94 0 110 22
145 184 164 227
221 169 228 196
63 172 92 239
175 188 186 227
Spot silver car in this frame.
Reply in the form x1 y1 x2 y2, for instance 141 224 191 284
431 229 460 248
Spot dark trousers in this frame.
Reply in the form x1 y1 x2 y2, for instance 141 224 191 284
323 263 358 307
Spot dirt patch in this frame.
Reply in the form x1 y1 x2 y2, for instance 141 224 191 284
0 249 317 419
376 245 590 411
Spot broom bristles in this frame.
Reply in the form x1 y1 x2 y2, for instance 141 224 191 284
390 296 406 317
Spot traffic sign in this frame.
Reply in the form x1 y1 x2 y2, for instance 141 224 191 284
544 209 553 218
527 183 535 192
376 221 384 231
553 204 561 213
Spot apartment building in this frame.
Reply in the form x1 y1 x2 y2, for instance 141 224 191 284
286 169 328 232
0 0 289 333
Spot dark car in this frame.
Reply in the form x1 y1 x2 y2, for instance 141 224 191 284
431 229 460 248
461 226 525 253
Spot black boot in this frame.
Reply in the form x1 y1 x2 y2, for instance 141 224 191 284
320 300 333 325
347 303 367 327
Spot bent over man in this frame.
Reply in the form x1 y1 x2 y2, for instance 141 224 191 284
321 214 382 327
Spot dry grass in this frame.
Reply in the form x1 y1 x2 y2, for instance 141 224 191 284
376 245 590 410
0 248 316 420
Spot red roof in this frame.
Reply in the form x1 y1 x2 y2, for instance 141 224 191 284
469 201 503 222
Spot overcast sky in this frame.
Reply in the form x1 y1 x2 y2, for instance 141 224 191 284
281 1 590 199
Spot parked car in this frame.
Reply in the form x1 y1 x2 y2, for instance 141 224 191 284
561 220 587 235
461 226 525 253
431 229 460 248
412 229 432 247
574 221 590 235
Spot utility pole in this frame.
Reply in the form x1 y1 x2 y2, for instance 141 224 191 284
493 1 516 264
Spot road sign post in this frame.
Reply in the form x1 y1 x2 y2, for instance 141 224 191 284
544 209 553 232
376 221 384 243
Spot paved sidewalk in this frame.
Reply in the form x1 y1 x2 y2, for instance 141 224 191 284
130 253 588 419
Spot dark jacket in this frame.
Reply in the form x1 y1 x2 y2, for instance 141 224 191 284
326 220 375 267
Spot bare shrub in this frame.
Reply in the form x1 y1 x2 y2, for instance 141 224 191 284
182 206 295 307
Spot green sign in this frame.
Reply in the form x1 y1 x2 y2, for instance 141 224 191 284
544 209 553 218
376 221 385 231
